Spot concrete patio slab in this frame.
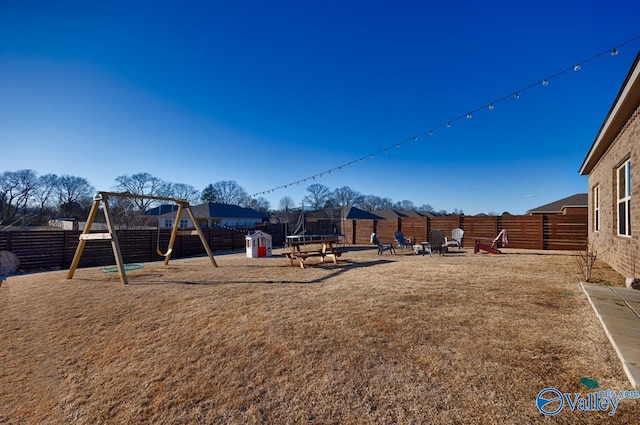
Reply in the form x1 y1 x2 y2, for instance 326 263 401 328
581 283 640 389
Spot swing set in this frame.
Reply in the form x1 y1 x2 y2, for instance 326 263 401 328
66 191 218 284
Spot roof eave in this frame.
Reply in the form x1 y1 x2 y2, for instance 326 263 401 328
580 53 640 175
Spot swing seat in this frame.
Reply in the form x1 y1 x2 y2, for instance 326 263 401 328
156 248 172 257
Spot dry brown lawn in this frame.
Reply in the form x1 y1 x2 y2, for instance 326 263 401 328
1 246 638 424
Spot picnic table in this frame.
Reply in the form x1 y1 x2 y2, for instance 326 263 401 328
284 236 344 268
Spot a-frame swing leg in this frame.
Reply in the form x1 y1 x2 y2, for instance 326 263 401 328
67 195 101 280
66 193 129 284
185 204 218 268
101 194 128 284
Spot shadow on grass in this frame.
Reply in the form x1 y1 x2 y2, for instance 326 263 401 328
124 258 396 286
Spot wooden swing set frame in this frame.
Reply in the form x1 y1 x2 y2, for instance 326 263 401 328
66 191 218 284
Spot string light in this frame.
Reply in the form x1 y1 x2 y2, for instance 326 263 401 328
249 35 640 198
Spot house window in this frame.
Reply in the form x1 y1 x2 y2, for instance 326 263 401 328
180 219 188 229
593 185 600 232
164 219 173 228
617 159 631 236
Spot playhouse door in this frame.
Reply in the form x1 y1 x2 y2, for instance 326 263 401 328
258 237 267 257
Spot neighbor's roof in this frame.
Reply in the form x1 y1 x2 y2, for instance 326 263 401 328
527 193 588 214
157 202 268 219
305 206 384 220
580 52 640 175
373 209 428 219
143 204 179 216
342 206 385 220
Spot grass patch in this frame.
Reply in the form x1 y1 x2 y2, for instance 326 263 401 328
0 247 635 423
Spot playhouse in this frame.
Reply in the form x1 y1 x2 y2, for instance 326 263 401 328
246 231 272 258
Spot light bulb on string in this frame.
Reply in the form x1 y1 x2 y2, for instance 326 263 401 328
248 36 640 199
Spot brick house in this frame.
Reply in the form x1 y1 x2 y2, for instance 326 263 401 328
580 52 640 284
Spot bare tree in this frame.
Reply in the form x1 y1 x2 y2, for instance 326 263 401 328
303 184 332 210
33 174 59 223
108 196 148 229
361 195 393 212
418 204 434 213
247 197 271 213
0 170 38 224
333 186 362 207
200 180 249 205
113 172 168 211
57 175 95 218
394 200 415 211
279 196 295 212
166 183 200 204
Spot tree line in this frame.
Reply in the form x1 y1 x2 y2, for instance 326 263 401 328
1 169 460 227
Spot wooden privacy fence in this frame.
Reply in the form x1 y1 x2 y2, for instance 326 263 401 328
0 225 285 272
353 214 587 251
1 215 587 272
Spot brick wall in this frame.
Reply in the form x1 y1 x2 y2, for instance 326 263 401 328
587 104 640 279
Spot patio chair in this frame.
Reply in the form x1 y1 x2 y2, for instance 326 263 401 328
394 231 408 249
446 228 464 249
371 233 396 255
428 229 446 255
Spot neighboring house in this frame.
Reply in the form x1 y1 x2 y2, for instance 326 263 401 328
580 52 640 284
305 206 384 221
526 193 588 216
303 206 384 234
154 202 268 229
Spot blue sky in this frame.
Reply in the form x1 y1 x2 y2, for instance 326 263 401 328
1 1 639 214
